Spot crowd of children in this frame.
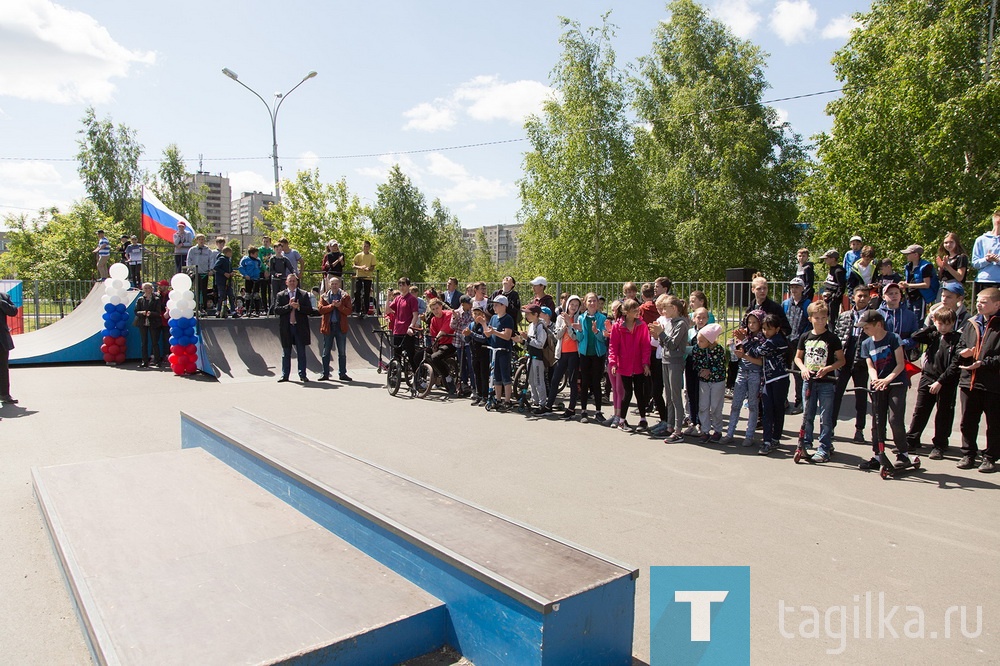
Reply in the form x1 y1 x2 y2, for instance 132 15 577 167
383 270 1000 475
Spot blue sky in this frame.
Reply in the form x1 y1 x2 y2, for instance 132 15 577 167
0 0 872 231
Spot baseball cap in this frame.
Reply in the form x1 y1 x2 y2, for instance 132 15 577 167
789 277 805 288
540 306 553 317
857 309 885 325
900 244 924 255
941 282 966 297
529 276 547 286
177 221 186 226
493 295 509 307
882 281 902 295
850 235 863 242
522 304 541 315
157 280 170 287
821 249 840 260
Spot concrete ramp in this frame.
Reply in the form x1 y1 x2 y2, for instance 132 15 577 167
11 284 141 365
197 317 386 382
33 448 448 666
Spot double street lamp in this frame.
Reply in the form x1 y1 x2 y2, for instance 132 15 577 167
221 68 318 204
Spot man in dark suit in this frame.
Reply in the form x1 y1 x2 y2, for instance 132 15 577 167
0 290 18 404
274 274 315 382
442 277 462 311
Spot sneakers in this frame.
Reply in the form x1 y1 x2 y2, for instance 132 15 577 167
636 419 648 431
859 457 881 471
664 432 684 443
786 403 803 415
853 428 866 443
709 432 722 443
757 441 773 456
608 415 621 428
928 448 945 460
470 398 482 407
979 458 997 473
579 411 590 424
894 453 913 468
719 435 734 445
649 422 669 436
956 455 976 470
594 412 607 424
683 425 700 436
741 438 755 448
340 374 353 382
698 432 711 444
811 451 830 463
561 409 576 420
618 420 630 432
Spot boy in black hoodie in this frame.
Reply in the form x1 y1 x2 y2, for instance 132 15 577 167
905 307 961 459
955 287 1000 472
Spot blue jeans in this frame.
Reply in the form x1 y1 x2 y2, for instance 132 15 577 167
726 368 761 439
282 324 308 379
803 380 836 454
321 327 347 377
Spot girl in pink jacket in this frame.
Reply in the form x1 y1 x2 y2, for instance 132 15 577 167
609 299 652 431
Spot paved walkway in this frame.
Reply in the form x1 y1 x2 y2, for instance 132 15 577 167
0 363 996 664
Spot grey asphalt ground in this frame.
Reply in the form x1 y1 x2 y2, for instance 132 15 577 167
0 361 996 664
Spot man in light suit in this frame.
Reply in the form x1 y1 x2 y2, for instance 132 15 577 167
0 290 18 404
274 274 315 383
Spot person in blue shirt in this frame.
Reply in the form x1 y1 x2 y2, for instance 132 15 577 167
93 229 111 279
213 247 238 318
843 235 863 273
238 247 263 316
877 282 919 356
484 294 515 411
900 244 936 321
971 210 1000 297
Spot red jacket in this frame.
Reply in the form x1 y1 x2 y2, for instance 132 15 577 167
318 289 352 335
608 318 651 376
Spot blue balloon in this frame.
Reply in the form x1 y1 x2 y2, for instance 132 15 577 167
116 303 126 313
104 303 115 314
102 328 115 337
169 336 179 346
102 313 112 322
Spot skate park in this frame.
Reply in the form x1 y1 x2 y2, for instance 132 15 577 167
1 283 998 665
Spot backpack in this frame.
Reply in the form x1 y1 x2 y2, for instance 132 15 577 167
908 259 938 304
541 326 557 368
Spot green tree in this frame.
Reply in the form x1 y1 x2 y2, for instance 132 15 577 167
76 107 143 234
424 199 473 282
262 170 369 275
370 165 436 281
0 202 121 281
633 0 807 280
468 227 499 281
817 0 1000 256
149 144 204 227
518 14 653 281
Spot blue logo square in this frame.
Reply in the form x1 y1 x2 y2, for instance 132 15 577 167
650 566 750 665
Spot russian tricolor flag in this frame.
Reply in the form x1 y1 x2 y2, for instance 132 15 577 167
141 187 195 242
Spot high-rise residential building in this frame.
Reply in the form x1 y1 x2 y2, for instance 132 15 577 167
462 223 522 264
187 172 231 237
230 191 278 246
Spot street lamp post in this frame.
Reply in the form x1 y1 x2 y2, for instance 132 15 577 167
221 68 317 204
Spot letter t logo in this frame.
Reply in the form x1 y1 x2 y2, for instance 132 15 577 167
675 590 729 641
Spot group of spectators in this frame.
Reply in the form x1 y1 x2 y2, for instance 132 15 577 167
377 217 1000 475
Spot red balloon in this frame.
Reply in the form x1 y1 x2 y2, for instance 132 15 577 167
172 366 184 376
103 353 114 362
102 336 114 345
100 344 109 354
115 353 126 363
170 345 181 355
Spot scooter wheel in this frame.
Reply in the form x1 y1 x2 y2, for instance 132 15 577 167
914 457 921 469
880 467 890 480
793 449 803 463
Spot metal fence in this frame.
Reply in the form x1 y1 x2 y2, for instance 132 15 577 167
3 280 96 333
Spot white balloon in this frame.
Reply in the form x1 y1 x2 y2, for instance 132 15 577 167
108 263 129 280
171 273 192 292
180 308 194 320
103 278 115 288
168 307 181 319
178 298 195 311
101 295 111 305
109 295 122 306
179 289 194 301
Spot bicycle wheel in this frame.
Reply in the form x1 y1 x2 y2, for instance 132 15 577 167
513 363 529 399
386 359 402 396
415 363 435 398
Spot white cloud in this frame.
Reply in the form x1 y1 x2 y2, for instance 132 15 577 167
354 154 422 183
773 107 789 125
0 161 62 187
0 0 155 104
710 0 763 38
769 0 817 45
0 161 78 221
228 170 274 198
401 75 554 132
402 102 456 132
454 75 553 124
424 153 514 203
295 151 320 171
821 15 859 40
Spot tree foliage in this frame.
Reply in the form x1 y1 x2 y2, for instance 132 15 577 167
815 0 1000 256
76 107 143 233
424 199 473 282
633 0 807 280
262 170 369 275
1 202 121 281
370 165 436 281
518 15 652 282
